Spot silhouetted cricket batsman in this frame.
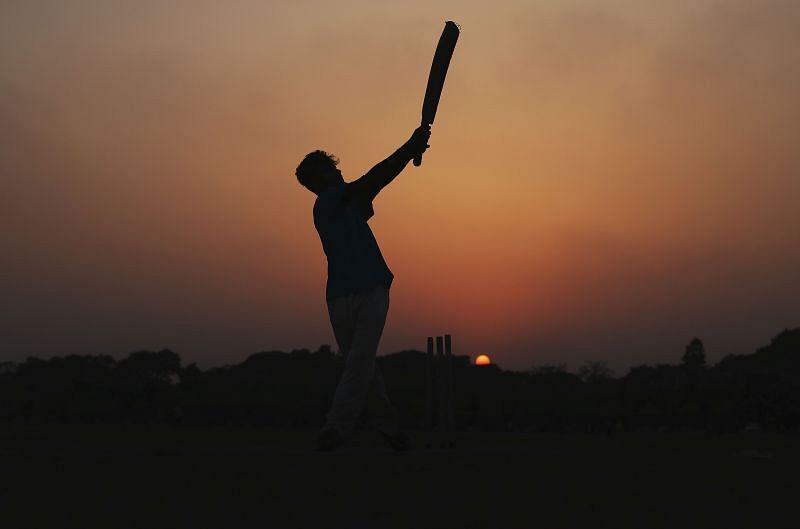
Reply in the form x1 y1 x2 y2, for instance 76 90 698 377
295 21 459 452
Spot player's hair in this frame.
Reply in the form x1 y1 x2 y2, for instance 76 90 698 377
295 150 339 193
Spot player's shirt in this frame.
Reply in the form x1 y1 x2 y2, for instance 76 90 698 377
314 182 394 302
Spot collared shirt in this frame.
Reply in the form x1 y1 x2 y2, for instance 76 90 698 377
314 182 394 302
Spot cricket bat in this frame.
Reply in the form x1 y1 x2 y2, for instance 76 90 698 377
413 21 460 167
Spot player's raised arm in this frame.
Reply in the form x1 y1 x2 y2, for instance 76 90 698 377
348 125 431 201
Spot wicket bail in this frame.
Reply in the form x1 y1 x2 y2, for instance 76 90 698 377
425 334 456 449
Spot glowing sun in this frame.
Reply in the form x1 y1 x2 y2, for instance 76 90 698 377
475 354 492 366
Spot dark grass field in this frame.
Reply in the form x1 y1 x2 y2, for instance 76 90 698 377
1 425 797 528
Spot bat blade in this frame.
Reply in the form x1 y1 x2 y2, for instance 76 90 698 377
414 21 460 167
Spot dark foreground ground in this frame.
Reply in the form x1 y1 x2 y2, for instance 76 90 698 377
0 425 797 529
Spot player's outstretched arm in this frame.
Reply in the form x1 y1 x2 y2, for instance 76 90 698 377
349 125 431 200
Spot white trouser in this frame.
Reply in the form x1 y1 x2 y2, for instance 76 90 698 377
324 284 400 437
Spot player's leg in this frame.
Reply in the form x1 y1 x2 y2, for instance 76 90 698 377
317 294 355 450
322 285 389 439
365 356 401 435
328 295 355 363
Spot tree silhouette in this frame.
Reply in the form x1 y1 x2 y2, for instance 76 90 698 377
1 329 799 433
528 364 568 376
314 344 334 358
682 338 706 369
578 361 614 383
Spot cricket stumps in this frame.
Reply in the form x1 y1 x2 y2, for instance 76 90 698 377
425 334 456 449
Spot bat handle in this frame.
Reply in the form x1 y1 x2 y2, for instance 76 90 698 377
413 121 429 167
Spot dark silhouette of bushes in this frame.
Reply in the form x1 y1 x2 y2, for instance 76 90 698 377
1 329 798 433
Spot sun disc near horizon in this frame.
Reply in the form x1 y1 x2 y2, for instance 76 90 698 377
475 354 491 366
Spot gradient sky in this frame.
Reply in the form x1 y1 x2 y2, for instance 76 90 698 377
2 0 798 372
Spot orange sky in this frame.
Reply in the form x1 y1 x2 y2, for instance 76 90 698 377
2 0 799 371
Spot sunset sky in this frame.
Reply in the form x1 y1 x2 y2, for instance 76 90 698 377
2 0 798 372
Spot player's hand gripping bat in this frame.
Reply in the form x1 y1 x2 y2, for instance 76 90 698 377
413 21 460 167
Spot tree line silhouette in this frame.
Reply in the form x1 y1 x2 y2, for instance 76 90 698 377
1 328 798 433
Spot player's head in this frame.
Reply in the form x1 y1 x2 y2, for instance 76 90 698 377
295 150 343 194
